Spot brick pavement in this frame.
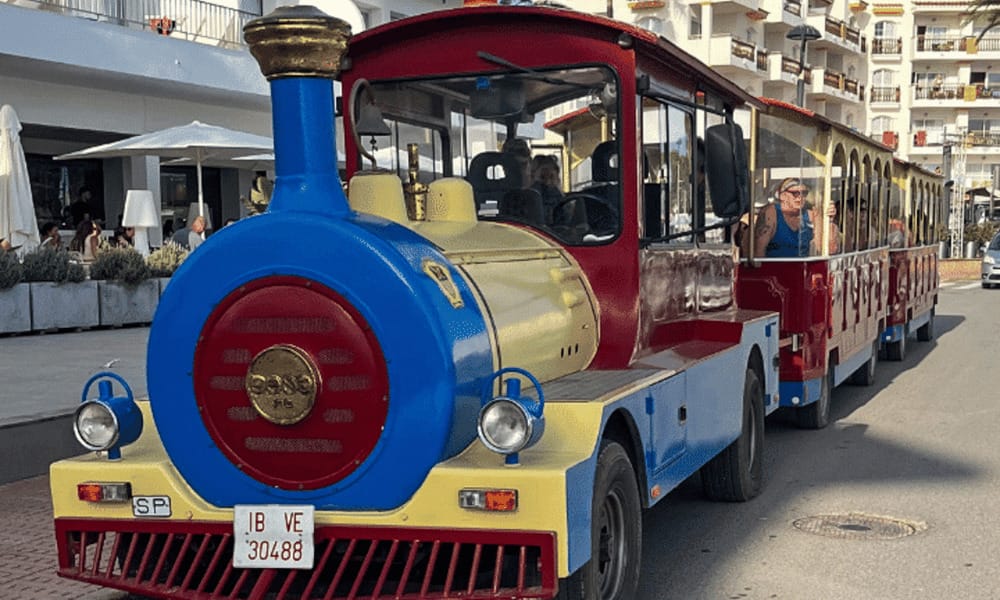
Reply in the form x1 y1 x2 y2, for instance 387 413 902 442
0 475 128 600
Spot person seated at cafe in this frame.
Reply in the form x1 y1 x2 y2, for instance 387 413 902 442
188 215 207 251
39 222 62 250
112 225 135 248
0 238 11 252
70 219 102 261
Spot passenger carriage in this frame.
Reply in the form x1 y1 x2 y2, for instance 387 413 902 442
50 5 780 600
883 159 946 360
736 99 897 428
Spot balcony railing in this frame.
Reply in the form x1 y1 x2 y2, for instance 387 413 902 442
756 49 768 72
964 131 1000 147
783 0 801 16
3 0 261 48
872 37 902 55
870 86 901 102
974 37 1000 52
915 35 967 52
914 83 963 100
781 55 812 83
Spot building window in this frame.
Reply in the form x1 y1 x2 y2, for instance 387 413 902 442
689 6 702 38
25 155 104 229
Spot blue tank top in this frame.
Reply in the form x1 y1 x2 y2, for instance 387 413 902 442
766 205 813 257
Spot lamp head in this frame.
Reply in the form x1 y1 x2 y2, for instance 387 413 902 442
786 24 821 42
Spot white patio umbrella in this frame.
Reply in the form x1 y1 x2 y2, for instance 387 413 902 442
0 105 40 252
55 121 273 234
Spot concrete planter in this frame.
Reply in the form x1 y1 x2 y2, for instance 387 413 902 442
30 281 99 330
98 280 159 326
157 276 172 297
0 283 31 334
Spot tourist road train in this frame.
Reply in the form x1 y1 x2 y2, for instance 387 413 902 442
51 3 944 599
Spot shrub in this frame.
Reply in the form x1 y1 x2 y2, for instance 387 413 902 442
146 241 189 277
964 222 1000 247
0 251 23 290
22 248 84 283
90 247 151 285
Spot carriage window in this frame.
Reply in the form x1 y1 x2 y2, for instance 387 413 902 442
363 65 620 245
753 113 828 258
641 99 695 242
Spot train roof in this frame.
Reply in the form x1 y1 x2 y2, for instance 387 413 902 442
759 97 895 154
348 4 763 111
893 156 945 181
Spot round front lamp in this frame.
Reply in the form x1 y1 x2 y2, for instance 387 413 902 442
74 372 143 460
477 368 545 465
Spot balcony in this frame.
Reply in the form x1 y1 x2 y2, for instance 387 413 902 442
912 83 985 103
708 35 768 78
871 37 902 59
808 68 863 104
768 53 812 86
1 0 260 48
806 14 865 55
869 86 901 104
880 131 899 149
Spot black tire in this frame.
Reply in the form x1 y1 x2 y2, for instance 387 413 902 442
700 369 765 502
849 341 878 386
558 441 641 600
916 310 934 342
885 332 907 361
796 371 831 429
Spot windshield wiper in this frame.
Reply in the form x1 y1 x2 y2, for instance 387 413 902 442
476 51 592 89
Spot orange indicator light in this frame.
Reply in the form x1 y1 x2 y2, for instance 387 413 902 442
77 482 131 503
458 488 518 512
77 484 104 502
484 489 518 512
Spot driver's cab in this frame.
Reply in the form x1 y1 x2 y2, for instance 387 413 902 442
349 65 623 246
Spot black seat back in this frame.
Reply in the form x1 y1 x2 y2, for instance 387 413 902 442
467 151 526 211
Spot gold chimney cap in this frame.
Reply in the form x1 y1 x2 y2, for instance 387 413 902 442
243 5 351 80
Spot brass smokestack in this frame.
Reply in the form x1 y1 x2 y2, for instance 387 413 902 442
244 5 350 80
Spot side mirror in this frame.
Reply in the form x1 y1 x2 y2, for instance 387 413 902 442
704 122 749 219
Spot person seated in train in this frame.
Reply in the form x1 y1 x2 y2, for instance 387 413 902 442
753 178 838 257
888 218 909 248
530 154 565 223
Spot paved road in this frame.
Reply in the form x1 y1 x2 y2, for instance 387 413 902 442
1 282 996 598
636 281 1000 599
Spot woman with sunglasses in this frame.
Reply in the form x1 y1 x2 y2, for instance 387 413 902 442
753 177 838 257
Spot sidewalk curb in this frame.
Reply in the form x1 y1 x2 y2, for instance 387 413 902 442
0 412 84 485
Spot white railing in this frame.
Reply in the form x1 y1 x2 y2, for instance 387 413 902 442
3 0 261 48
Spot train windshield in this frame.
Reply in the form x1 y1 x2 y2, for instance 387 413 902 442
361 65 621 245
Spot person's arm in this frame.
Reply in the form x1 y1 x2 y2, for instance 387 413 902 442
810 204 840 255
88 235 100 257
752 205 777 258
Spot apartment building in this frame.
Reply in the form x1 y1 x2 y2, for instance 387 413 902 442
0 0 459 244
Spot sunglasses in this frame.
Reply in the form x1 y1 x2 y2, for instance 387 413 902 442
784 189 808 198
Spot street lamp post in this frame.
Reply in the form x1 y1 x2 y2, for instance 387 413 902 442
786 25 821 107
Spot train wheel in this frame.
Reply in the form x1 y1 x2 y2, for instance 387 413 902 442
917 310 934 342
558 441 640 600
885 332 907 361
849 341 878 386
796 372 831 429
701 369 764 502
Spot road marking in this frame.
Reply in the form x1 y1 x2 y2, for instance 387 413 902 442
956 282 982 290
939 281 957 288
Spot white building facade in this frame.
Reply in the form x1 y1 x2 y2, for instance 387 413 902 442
0 0 459 244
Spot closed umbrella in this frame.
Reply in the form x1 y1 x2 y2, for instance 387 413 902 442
55 121 273 233
0 105 40 251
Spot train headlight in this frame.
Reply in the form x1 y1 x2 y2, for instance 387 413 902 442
479 399 532 453
74 402 118 450
478 368 545 465
75 372 143 460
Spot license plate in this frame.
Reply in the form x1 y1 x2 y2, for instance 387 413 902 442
233 505 314 569
132 496 172 518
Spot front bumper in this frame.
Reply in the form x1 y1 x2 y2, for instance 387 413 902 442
56 517 556 599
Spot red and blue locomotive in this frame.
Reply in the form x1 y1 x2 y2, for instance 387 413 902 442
53 4 813 599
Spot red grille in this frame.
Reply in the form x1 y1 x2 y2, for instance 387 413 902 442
193 276 389 490
56 519 556 600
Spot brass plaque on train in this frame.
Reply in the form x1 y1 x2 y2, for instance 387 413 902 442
245 345 320 425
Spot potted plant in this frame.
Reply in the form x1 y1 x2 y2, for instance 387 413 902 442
146 241 189 296
0 251 30 334
23 248 95 331
90 247 158 326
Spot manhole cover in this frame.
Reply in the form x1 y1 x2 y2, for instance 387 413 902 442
792 513 926 540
